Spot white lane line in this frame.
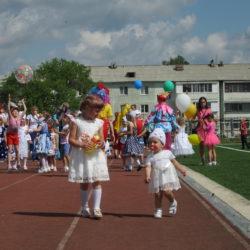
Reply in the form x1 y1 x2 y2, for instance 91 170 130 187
56 209 82 250
0 173 38 191
182 181 250 249
218 145 250 153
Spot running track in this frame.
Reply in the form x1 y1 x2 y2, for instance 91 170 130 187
0 159 249 250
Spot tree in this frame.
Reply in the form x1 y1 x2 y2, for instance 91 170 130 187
162 55 190 65
0 58 95 113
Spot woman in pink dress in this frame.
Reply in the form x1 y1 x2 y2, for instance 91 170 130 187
203 114 220 166
196 97 212 165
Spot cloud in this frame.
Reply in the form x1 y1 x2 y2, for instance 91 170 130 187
66 15 196 65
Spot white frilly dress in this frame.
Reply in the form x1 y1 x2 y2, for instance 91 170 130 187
68 117 109 183
173 126 194 156
145 150 181 193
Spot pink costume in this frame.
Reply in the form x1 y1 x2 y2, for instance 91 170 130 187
204 121 220 146
196 108 212 142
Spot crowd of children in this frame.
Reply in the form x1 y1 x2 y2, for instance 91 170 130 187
0 89 224 220
0 99 71 173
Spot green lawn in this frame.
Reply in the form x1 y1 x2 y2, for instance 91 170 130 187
177 145 250 200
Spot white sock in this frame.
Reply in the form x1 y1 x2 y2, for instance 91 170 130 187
80 189 89 209
93 188 102 210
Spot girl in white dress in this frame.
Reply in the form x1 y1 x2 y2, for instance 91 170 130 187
145 128 187 219
173 117 194 156
68 95 109 219
18 118 31 170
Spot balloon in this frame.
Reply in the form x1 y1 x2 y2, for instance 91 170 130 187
163 80 174 92
188 134 201 145
134 80 143 89
15 64 33 84
175 93 191 113
184 103 197 120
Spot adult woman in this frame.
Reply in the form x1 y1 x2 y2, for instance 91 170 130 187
196 97 212 165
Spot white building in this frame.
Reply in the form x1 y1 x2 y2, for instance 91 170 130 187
90 63 250 137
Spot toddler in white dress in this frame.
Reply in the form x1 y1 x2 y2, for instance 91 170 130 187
68 95 109 219
145 128 187 218
173 117 194 156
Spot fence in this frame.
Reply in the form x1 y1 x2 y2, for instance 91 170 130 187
186 119 248 139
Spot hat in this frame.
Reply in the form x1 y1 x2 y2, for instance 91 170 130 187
149 128 166 145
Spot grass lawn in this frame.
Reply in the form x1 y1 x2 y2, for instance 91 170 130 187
177 144 250 200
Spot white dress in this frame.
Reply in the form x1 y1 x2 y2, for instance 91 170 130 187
68 117 109 183
145 150 181 193
18 125 31 159
173 126 194 156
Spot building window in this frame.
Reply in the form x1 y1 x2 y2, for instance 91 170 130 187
120 86 128 95
140 86 149 95
182 83 212 93
183 84 191 93
225 103 250 113
225 82 250 92
141 104 149 113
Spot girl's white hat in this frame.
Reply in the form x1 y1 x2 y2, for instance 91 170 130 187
149 128 166 145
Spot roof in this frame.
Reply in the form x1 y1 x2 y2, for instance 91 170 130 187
90 64 250 82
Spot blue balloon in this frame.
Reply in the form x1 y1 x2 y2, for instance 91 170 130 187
134 80 143 89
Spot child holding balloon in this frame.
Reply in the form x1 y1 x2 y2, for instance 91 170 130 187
68 95 109 219
203 114 220 166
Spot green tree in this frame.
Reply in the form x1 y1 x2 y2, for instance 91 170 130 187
162 55 190 65
0 58 95 113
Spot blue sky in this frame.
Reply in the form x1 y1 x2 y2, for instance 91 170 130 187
0 0 250 76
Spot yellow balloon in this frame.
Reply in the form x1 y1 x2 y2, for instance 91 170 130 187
188 134 201 145
184 103 197 120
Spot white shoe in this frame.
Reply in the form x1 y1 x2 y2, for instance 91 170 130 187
64 166 69 172
23 166 28 170
208 162 213 166
169 200 177 215
53 167 57 172
93 208 103 219
212 161 217 166
82 207 91 218
38 167 46 173
154 209 162 219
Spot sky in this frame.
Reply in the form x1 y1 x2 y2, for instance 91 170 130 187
0 0 250 75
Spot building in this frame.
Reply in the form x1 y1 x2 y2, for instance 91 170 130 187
90 63 250 137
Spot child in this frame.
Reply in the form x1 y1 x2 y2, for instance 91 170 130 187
144 128 186 219
6 98 25 170
203 114 220 166
18 118 32 170
117 117 128 170
0 117 7 161
173 117 194 157
68 95 109 219
47 122 59 172
58 115 70 172
123 112 144 171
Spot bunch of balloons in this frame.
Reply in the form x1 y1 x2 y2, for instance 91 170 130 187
175 93 197 120
15 64 33 84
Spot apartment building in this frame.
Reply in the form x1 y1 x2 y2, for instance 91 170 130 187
90 63 250 136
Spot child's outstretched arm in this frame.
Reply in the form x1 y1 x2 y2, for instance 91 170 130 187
171 159 187 177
